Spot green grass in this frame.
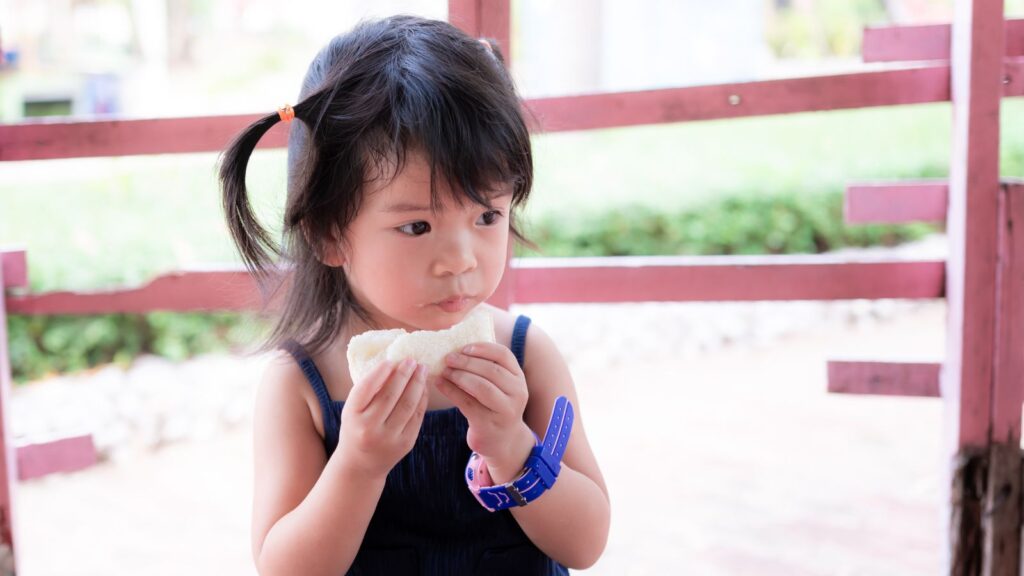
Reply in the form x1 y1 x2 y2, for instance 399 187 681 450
4 100 1024 293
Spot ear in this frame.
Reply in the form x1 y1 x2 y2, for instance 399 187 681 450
303 223 347 267
320 243 346 267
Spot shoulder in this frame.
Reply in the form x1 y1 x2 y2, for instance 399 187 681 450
256 349 325 439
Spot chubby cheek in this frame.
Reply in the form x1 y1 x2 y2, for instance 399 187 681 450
480 237 508 294
370 243 429 308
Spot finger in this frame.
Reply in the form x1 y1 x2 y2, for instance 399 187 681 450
458 342 522 378
445 349 519 396
386 364 427 427
435 375 489 420
346 360 396 412
400 378 430 438
365 358 417 419
441 368 504 413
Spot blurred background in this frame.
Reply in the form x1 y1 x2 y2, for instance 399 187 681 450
2 1 1021 574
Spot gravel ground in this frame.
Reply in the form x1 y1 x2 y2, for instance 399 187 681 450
12 234 950 575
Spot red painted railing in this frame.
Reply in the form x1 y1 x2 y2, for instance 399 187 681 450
2 1 1023 572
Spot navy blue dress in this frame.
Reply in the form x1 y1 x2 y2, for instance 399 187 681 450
282 315 569 575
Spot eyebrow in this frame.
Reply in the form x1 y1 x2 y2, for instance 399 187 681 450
382 202 432 213
382 191 513 214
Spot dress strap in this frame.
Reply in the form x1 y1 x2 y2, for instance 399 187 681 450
510 315 531 369
281 339 340 454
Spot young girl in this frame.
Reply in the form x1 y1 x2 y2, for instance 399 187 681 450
220 15 609 575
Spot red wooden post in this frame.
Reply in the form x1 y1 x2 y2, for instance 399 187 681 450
984 181 1024 574
946 0 1004 451
992 182 1024 448
944 1 1017 574
0 263 19 575
448 0 512 64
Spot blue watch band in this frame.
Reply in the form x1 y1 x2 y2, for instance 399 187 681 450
467 396 574 511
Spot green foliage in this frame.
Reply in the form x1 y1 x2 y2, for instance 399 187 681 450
766 0 890 59
520 190 937 258
8 312 268 383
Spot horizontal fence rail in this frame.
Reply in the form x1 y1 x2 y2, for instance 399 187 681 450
1 254 947 315
0 252 25 290
863 19 1024 62
845 181 949 224
5 59 1024 161
827 360 942 397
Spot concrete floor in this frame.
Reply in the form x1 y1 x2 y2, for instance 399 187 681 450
14 301 948 575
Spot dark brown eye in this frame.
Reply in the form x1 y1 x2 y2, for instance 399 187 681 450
478 210 503 226
398 221 431 236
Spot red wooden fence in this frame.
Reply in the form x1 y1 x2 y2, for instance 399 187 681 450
2 1 1022 573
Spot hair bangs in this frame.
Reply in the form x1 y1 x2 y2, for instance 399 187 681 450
379 43 531 213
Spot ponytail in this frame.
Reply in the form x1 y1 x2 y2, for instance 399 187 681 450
219 112 287 294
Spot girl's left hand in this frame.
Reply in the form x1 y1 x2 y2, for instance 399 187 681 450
436 342 535 477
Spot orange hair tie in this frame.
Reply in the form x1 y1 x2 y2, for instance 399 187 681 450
277 104 295 123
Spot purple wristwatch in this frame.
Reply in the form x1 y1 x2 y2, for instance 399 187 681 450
465 396 574 512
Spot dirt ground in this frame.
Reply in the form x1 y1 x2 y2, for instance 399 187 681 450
13 301 948 576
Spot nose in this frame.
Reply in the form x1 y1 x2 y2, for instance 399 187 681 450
432 230 477 277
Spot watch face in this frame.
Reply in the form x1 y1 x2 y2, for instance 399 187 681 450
466 452 497 511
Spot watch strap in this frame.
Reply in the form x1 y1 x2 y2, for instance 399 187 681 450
466 395 575 512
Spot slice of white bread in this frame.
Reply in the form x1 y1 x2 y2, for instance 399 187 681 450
346 308 496 385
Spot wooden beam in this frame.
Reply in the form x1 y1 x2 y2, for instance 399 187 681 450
991 183 1024 446
7 58 1024 161
0 251 25 290
0 264 17 573
945 2 1009 574
448 0 512 66
952 449 987 575
978 182 1024 576
862 19 1024 63
945 0 1004 456
527 64 952 132
3 256 946 315
510 256 945 303
0 113 287 161
827 360 941 397
15 435 96 481
4 268 267 314
845 181 949 224
0 66 951 161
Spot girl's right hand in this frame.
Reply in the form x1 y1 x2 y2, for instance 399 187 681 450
336 358 429 479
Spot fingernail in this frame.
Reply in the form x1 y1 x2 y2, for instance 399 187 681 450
401 358 415 372
463 345 474 354
415 364 427 379
446 353 460 364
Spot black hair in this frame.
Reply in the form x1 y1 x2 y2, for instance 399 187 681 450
219 15 533 356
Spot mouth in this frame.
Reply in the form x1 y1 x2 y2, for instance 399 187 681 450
434 295 473 313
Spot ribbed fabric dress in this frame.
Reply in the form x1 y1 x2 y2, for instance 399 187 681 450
281 315 569 575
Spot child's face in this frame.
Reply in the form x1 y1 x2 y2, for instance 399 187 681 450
339 152 511 331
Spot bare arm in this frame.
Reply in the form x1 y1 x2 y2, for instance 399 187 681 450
252 356 428 576
438 325 611 569
489 326 611 569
